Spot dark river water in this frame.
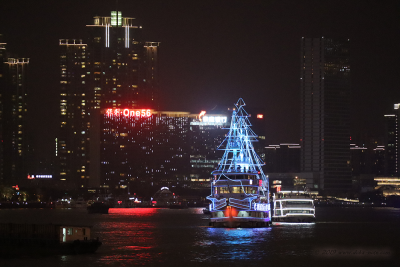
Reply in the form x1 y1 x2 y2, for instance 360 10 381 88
0 207 399 267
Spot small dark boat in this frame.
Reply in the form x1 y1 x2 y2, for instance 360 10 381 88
87 202 109 214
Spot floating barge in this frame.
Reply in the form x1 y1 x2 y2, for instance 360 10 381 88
0 223 101 258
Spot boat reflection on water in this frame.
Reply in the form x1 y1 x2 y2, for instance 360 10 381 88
0 208 398 266
108 208 157 215
194 227 273 261
97 208 160 265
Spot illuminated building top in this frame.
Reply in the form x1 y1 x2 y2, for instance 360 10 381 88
6 58 29 64
89 11 137 28
59 39 87 46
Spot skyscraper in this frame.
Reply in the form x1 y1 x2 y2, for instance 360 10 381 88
384 103 400 176
58 39 89 186
57 11 159 188
86 11 159 110
300 37 351 194
0 34 30 184
0 35 5 183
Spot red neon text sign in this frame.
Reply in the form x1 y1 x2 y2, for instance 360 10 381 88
106 109 152 118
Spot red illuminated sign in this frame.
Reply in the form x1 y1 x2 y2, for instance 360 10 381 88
106 108 152 118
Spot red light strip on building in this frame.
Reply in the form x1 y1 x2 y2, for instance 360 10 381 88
106 109 152 118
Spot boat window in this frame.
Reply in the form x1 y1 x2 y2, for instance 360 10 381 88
218 187 230 194
283 210 313 215
231 187 243 193
244 187 257 194
285 201 313 207
67 228 73 235
217 186 257 194
62 228 67 242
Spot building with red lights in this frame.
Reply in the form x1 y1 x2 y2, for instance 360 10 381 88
93 109 229 196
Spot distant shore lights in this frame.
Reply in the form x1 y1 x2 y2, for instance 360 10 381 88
106 108 152 118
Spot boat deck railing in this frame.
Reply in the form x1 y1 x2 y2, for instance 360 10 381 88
213 198 227 210
229 198 252 210
276 195 313 200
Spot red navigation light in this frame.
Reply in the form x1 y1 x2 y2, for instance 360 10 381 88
257 114 263 119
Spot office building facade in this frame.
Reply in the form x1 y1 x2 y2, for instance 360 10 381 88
300 37 351 193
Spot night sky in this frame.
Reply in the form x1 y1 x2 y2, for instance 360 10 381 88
1 0 400 160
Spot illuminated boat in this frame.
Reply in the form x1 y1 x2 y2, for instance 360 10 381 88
207 99 271 227
272 190 316 223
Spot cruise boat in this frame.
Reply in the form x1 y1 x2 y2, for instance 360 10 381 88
207 99 271 228
272 190 316 223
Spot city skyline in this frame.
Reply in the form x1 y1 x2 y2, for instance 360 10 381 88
1 0 400 161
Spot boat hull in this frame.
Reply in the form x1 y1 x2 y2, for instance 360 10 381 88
210 210 271 228
272 215 316 223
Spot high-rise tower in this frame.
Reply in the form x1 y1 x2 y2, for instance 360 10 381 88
300 37 351 194
384 103 400 176
0 35 5 183
86 11 159 110
58 39 89 186
57 11 159 188
0 35 30 184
